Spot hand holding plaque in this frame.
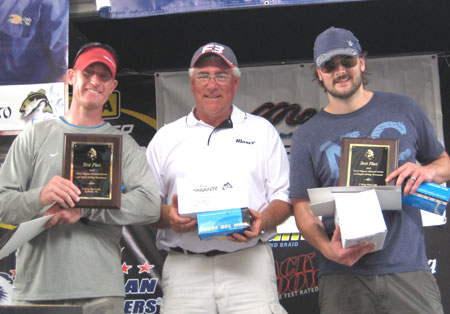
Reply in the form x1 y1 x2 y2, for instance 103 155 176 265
339 138 398 187
63 133 122 209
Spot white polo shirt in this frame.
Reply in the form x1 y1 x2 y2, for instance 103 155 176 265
146 105 290 253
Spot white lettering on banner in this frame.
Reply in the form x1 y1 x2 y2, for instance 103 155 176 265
113 124 134 135
202 44 225 54
429 259 437 274
124 278 161 314
124 298 161 314
280 287 319 300
125 278 158 294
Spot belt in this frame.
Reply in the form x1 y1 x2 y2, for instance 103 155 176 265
170 247 229 257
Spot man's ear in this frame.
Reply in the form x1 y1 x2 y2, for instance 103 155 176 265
360 57 366 73
66 69 75 85
316 67 323 82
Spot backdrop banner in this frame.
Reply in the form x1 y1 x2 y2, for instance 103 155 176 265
96 0 369 19
155 54 444 151
0 0 68 131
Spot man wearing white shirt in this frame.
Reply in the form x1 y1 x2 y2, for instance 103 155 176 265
146 42 290 314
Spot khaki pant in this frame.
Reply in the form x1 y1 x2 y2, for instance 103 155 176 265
161 242 287 314
319 271 443 314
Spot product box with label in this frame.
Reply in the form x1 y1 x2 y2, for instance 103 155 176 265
403 182 449 216
177 176 249 218
197 208 251 240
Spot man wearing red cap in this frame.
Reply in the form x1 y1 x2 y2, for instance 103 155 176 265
0 43 160 313
146 42 290 313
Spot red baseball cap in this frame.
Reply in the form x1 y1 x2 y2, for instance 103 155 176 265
74 47 117 78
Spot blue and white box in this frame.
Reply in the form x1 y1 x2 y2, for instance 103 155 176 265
197 208 251 240
403 182 449 216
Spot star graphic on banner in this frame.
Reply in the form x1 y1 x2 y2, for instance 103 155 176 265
137 262 155 274
10 270 16 278
122 262 133 274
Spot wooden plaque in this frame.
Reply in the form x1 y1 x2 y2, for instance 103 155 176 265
63 133 122 209
339 137 398 187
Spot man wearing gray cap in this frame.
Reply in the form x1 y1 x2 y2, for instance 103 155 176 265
289 27 450 313
146 42 290 313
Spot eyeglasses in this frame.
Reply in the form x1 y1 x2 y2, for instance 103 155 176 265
192 74 233 85
320 56 358 73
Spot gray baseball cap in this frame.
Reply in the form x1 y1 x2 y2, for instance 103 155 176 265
313 27 362 68
190 42 238 68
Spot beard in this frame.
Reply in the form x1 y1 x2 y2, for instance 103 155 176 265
325 73 363 100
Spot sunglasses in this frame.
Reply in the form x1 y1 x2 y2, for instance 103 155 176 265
320 56 358 73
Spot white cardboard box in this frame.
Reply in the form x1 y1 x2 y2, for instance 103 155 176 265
307 186 402 251
177 176 249 218
333 190 387 251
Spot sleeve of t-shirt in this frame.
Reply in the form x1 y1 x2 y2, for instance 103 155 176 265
410 99 445 164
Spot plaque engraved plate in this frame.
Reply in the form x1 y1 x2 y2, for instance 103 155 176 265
63 133 122 209
339 138 398 187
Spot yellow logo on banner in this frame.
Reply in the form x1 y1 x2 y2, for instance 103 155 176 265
68 90 120 120
9 14 22 24
271 234 303 241
102 90 120 119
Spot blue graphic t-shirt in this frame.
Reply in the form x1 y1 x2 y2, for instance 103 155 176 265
289 91 444 276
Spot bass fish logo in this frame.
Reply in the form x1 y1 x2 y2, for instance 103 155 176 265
87 148 98 161
364 149 375 160
19 89 53 117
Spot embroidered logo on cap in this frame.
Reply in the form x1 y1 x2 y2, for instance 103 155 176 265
201 44 225 55
103 55 115 68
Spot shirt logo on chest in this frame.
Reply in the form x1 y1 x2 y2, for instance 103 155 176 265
236 138 255 145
